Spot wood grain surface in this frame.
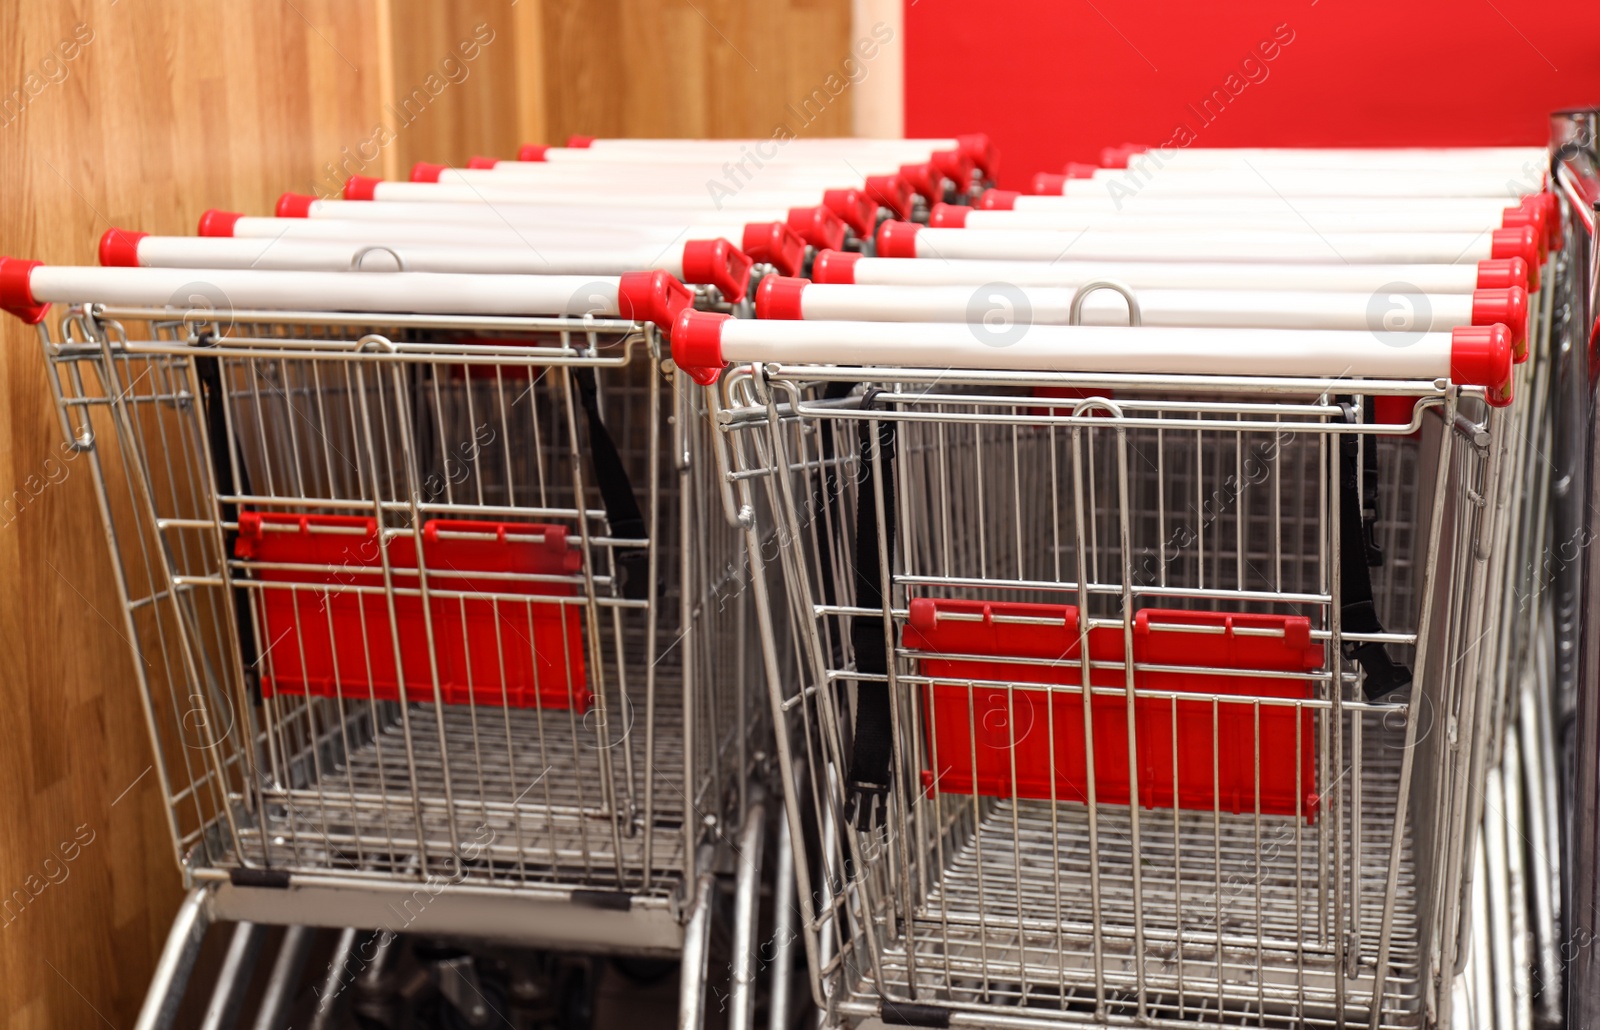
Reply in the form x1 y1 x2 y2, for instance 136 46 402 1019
0 1 849 1024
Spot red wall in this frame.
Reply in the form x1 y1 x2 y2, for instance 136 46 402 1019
905 0 1600 189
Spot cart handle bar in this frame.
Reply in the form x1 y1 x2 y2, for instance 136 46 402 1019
671 308 1514 407
0 259 695 338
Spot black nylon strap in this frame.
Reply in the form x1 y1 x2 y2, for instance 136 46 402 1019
571 367 649 601
195 344 261 691
1360 403 1384 567
844 391 898 830
812 381 856 666
1337 409 1411 702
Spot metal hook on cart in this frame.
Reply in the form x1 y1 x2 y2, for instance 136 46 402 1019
1068 278 1142 326
348 245 407 272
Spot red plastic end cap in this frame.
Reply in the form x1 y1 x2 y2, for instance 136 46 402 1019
822 189 875 236
956 133 996 176
1526 192 1560 249
740 223 805 277
566 135 595 148
0 257 48 324
865 175 913 220
616 270 694 336
1064 162 1099 179
1473 286 1529 360
1032 172 1068 195
1490 227 1539 288
1501 206 1548 260
411 161 448 183
275 192 315 218
898 162 941 201
517 144 550 162
671 309 731 385
811 249 860 284
1101 143 1149 168
682 238 753 302
979 189 1019 211
344 176 382 200
198 209 243 237
1450 324 1514 406
1476 257 1528 291
467 156 500 170
755 275 808 320
931 149 975 188
876 220 921 259
929 203 969 228
98 229 147 267
787 206 847 251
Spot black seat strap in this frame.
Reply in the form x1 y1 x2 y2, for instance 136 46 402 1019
812 381 856 666
844 390 899 830
571 366 650 601
194 343 260 690
1337 405 1411 702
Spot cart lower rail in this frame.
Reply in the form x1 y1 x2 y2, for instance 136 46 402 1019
857 719 1422 1029
231 701 689 893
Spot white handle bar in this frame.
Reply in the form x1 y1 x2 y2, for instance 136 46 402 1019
1114 146 1542 173
292 197 780 232
103 232 754 302
437 164 881 188
670 311 1513 405
268 199 844 252
812 252 1522 295
753 279 1528 350
356 179 874 227
1059 169 1534 199
949 207 1521 234
885 224 1538 268
223 216 738 249
1002 193 1542 214
2 262 694 331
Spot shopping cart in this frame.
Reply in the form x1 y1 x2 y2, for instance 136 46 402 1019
688 308 1520 1029
2 262 771 1029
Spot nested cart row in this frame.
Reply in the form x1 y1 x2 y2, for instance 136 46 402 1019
678 139 1554 1030
0 132 1560 1030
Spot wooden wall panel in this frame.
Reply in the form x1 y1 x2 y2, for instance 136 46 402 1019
379 0 548 182
0 1 852 1024
0 2 381 1025
536 0 854 150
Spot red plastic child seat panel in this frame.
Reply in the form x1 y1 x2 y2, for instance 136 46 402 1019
904 598 1322 819
236 512 589 711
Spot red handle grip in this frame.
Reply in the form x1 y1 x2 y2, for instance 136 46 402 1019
865 175 914 220
681 238 754 302
671 309 731 385
98 229 148 267
0 257 47 323
741 223 807 277
754 275 808 320
822 189 877 236
616 270 694 337
787 206 847 251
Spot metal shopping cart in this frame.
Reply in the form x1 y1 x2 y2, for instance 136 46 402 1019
686 309 1521 1030
3 263 772 1029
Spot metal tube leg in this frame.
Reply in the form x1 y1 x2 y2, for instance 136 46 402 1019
251 925 316 1030
200 921 265 1030
678 872 718 1030
768 809 797 1030
309 927 361 1030
730 799 768 1030
135 887 213 1030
